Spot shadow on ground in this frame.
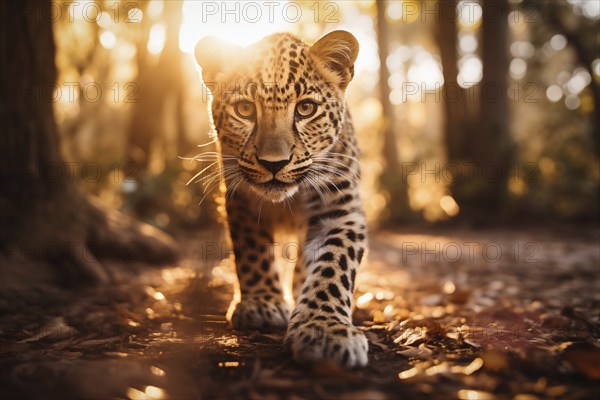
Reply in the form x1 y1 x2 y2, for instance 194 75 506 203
1 226 599 399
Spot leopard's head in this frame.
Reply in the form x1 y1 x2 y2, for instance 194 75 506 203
195 31 359 203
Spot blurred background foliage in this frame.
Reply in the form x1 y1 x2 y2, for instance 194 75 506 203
51 0 599 231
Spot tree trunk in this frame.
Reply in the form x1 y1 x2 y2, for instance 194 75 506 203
126 0 156 174
438 0 512 220
436 0 469 163
375 0 410 223
0 0 178 285
436 0 475 214
476 0 511 213
127 1 187 170
125 1 187 218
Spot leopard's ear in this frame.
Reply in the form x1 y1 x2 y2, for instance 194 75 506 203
194 36 243 84
310 30 359 89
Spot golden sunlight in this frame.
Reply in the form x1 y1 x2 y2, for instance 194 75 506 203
147 23 167 55
179 0 292 53
177 1 378 78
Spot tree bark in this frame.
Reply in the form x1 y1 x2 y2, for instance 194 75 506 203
375 0 410 222
438 0 512 219
477 0 511 212
0 0 178 285
436 0 469 163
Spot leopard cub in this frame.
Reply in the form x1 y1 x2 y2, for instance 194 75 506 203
195 31 368 367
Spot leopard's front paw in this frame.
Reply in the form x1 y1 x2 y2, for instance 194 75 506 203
231 296 289 330
286 319 369 368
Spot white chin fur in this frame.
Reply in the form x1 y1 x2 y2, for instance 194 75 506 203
247 183 299 203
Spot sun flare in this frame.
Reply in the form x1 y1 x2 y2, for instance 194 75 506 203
179 0 293 53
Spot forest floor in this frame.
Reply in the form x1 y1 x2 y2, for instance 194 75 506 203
1 225 599 400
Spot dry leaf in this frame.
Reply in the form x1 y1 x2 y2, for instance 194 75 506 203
365 331 390 351
397 344 433 360
563 343 600 379
481 350 510 372
420 294 443 306
394 328 427 346
541 315 571 329
449 289 472 304
343 390 388 400
312 360 360 380
19 317 77 343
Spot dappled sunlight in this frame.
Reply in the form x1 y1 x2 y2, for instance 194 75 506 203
126 385 167 400
2 1 599 399
45 0 599 224
2 224 598 398
144 229 600 397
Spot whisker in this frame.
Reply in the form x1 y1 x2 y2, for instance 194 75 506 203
197 165 236 186
312 162 358 183
285 197 294 215
333 136 348 151
196 139 218 148
319 152 360 163
192 152 237 162
198 179 223 206
257 198 265 225
226 172 245 201
313 157 354 171
304 171 328 204
318 174 344 197
186 161 219 185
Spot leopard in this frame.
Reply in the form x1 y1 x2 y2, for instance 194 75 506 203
194 31 368 368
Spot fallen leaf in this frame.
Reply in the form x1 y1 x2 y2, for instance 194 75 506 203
420 294 443 306
69 337 122 349
343 390 388 400
513 395 539 400
394 328 427 346
563 342 600 379
365 331 390 351
397 343 433 360
18 317 77 343
449 289 472 304
457 389 495 400
481 349 510 372
312 360 360 380
541 315 571 329
561 307 597 332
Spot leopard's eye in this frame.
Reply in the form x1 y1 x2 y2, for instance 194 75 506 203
234 101 256 119
295 100 318 119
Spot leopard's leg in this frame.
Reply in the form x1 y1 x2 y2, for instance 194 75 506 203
227 195 289 330
286 206 368 367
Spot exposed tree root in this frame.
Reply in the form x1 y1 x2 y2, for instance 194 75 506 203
1 185 179 286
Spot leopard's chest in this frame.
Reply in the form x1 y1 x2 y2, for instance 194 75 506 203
255 195 308 234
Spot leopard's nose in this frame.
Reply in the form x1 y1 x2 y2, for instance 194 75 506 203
257 156 291 174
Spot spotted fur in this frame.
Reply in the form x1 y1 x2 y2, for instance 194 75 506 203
195 31 368 367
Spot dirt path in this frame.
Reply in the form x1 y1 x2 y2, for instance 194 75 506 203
1 227 599 399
